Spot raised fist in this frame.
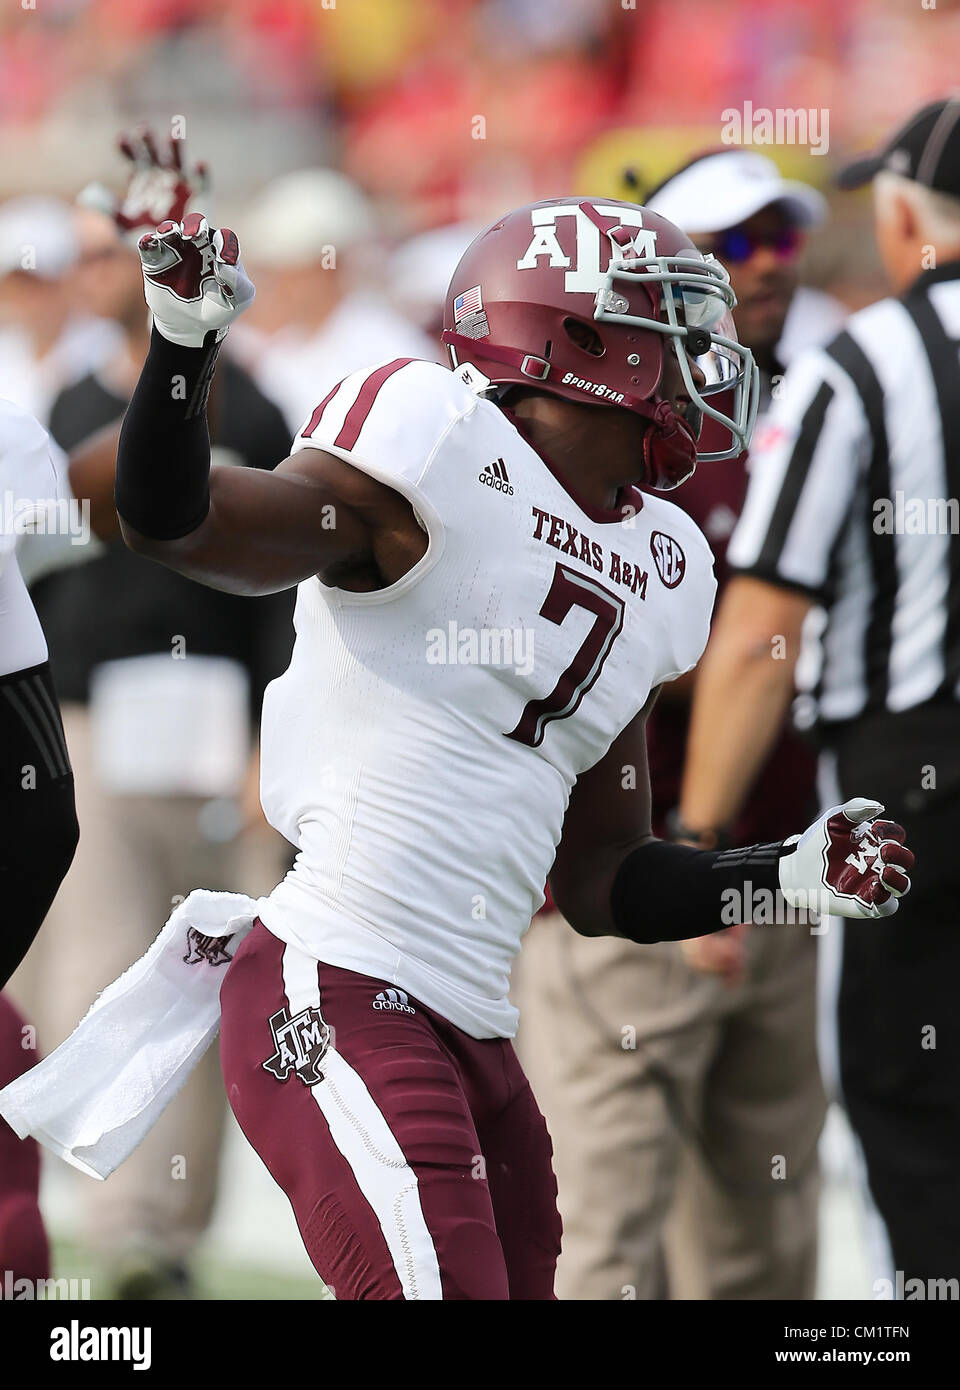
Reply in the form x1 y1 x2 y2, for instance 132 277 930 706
137 213 255 349
778 798 914 920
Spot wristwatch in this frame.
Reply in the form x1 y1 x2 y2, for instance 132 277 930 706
664 807 733 852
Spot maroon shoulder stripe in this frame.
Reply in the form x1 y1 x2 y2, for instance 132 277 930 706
301 379 344 439
334 359 416 451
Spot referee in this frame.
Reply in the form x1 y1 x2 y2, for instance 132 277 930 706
677 97 960 1287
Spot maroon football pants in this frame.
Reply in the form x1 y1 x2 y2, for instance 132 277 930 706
219 921 561 1300
0 992 49 1291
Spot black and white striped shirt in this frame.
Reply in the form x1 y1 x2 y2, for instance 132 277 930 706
728 261 960 730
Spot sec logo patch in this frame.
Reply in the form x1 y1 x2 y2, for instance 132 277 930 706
650 531 685 589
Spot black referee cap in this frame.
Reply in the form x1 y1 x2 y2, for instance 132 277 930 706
838 98 960 196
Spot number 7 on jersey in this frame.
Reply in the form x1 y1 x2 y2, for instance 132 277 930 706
506 562 625 748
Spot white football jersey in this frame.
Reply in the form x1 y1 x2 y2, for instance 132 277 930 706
0 397 65 675
0 395 64 524
258 359 716 1037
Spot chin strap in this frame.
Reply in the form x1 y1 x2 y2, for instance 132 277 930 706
444 331 676 422
642 407 699 491
442 331 554 386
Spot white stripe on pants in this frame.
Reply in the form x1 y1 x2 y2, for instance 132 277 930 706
280 942 443 1300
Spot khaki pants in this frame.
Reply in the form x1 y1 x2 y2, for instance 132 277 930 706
512 913 826 1300
8 703 290 1264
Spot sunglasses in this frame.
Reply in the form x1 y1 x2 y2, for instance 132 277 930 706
707 224 803 264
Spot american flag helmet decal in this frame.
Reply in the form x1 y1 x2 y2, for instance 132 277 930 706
453 284 483 323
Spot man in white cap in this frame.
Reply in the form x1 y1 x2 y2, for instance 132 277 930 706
387 221 483 347
236 170 434 435
513 150 846 1300
0 196 119 424
645 150 846 410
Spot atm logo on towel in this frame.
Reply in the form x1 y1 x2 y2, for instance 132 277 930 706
182 928 234 967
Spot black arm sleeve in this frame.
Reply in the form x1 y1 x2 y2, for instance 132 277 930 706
610 837 793 944
115 327 222 540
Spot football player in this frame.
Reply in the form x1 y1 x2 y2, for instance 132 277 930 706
1 129 208 992
0 406 78 989
0 405 78 1291
113 198 914 1300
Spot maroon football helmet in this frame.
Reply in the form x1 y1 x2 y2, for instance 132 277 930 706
442 197 758 489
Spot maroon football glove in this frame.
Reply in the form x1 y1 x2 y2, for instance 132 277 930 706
138 212 254 348
778 798 915 919
78 125 208 243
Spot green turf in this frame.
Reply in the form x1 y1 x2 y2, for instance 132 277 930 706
50 1235 332 1301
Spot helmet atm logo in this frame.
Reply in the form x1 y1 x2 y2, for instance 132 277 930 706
515 204 657 294
651 531 686 589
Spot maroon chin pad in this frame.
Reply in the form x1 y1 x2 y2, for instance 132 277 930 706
641 410 699 490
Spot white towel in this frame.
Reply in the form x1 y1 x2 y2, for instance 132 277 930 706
0 889 264 1179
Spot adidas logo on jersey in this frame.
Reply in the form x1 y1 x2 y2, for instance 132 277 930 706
372 988 416 1014
478 458 514 495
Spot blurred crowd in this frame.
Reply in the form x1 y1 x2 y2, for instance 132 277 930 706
3 0 960 221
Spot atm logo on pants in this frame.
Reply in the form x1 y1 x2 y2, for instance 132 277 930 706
262 1005 331 1085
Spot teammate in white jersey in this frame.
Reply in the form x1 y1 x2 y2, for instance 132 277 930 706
114 198 914 1299
0 401 78 986
0 400 78 1287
